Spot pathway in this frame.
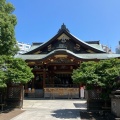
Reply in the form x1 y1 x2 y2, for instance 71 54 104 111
11 99 87 120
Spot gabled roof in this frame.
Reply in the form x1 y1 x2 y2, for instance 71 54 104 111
24 24 105 54
69 32 104 52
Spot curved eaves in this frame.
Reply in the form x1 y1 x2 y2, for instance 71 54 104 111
65 31 105 53
40 49 84 60
15 50 120 61
24 30 64 54
24 29 105 54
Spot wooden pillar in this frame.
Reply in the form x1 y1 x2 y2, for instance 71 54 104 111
51 71 54 85
24 84 27 94
32 72 36 89
43 70 46 88
32 78 35 89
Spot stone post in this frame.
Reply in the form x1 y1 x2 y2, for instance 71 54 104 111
110 90 120 117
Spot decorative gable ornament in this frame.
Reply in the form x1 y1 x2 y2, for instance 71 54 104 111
74 44 80 51
61 37 66 43
58 44 67 49
48 44 52 51
57 33 70 41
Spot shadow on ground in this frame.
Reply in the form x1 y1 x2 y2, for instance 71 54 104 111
51 109 80 119
80 110 116 120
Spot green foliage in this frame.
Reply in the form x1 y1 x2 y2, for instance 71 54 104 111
0 1 34 88
96 59 120 88
0 56 34 87
72 61 99 85
0 56 7 87
72 58 120 89
72 58 120 101
0 0 19 56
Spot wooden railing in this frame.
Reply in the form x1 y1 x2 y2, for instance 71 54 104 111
44 88 79 99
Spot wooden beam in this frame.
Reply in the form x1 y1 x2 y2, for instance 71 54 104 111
43 70 46 88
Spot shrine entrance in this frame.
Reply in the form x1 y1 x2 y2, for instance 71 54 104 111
45 72 76 88
24 53 80 98
54 73 73 86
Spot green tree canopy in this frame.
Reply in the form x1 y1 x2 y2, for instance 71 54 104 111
0 1 34 88
0 0 19 56
0 56 6 87
72 58 120 89
0 56 34 87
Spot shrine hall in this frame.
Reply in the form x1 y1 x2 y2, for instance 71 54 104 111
16 24 120 98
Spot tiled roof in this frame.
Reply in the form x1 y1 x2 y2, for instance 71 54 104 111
15 49 120 60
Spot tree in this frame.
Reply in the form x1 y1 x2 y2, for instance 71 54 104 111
72 61 98 87
0 0 19 56
72 58 120 90
0 1 33 107
0 56 34 87
0 56 6 88
0 1 34 89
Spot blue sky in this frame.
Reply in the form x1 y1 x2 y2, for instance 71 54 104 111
8 0 120 52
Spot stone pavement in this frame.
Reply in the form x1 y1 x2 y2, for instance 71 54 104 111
11 99 87 120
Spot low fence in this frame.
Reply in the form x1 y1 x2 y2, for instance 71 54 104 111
24 89 44 98
85 90 101 100
7 85 24 108
85 90 106 110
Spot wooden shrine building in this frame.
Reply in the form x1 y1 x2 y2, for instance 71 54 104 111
16 24 120 98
